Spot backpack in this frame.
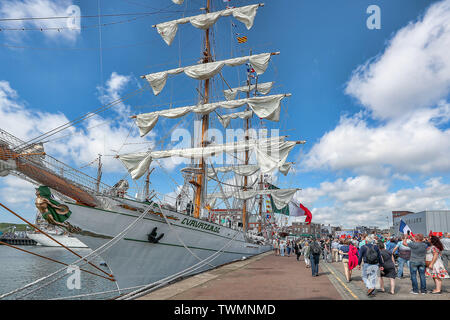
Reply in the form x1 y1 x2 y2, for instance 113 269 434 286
365 244 378 264
311 242 321 255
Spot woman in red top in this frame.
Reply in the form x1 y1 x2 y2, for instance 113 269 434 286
348 242 359 271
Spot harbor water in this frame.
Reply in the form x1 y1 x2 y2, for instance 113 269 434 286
0 245 118 300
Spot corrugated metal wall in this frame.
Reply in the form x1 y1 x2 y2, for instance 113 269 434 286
425 211 450 234
393 211 450 235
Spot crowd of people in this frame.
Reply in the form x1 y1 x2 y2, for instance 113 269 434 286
272 232 450 297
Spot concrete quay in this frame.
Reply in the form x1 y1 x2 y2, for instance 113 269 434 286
137 251 449 300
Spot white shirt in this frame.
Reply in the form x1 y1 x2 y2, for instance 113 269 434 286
441 238 450 251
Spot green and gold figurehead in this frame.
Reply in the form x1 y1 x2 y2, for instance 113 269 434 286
35 186 77 232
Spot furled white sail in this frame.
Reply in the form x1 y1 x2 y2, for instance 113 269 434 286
278 162 293 176
206 162 293 178
208 164 260 178
207 188 299 211
119 137 297 179
218 110 253 128
223 82 274 101
135 94 289 137
156 4 262 45
143 52 274 95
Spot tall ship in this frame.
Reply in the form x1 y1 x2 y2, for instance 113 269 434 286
0 0 305 296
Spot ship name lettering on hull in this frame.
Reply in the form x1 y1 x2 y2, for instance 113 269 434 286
181 218 221 233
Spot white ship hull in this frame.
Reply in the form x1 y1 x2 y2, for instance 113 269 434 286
64 197 271 291
27 233 88 248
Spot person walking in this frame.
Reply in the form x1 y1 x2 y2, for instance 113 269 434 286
331 238 339 262
378 242 396 295
386 237 397 254
358 235 383 296
338 239 344 262
403 233 429 295
294 241 302 261
273 238 279 256
440 233 450 271
359 234 367 248
279 239 286 257
393 235 411 278
324 239 332 262
286 240 291 257
339 239 351 282
425 236 449 294
309 238 322 277
348 241 359 280
320 239 326 260
302 242 311 268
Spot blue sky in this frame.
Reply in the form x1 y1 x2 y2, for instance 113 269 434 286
0 0 449 229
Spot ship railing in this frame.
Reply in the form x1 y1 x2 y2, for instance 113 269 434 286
0 128 111 196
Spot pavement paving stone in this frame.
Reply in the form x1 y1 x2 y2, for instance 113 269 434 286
323 256 450 300
138 252 450 300
139 252 342 300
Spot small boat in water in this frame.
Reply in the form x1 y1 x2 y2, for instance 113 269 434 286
27 211 88 248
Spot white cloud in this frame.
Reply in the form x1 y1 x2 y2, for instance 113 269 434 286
303 103 450 175
296 0 450 230
0 74 155 174
0 175 38 223
0 175 36 205
0 80 73 143
0 0 80 43
345 0 450 120
97 72 132 117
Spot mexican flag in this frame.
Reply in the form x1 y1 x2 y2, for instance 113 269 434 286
268 184 289 215
288 199 312 224
267 184 312 224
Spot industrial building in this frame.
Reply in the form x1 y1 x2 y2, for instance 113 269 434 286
392 210 450 236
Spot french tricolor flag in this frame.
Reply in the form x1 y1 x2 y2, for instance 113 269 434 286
288 200 312 224
399 219 413 236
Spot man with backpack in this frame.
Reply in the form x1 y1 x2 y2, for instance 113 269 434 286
309 237 322 277
358 234 383 296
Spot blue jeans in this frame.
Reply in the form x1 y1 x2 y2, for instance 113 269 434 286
409 261 426 293
287 247 291 256
280 247 285 256
397 257 410 278
310 254 319 276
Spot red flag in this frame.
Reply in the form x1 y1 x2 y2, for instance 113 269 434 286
288 200 312 224
300 203 312 225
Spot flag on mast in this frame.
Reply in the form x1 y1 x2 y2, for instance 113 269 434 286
399 219 413 235
237 36 248 43
268 184 289 215
288 199 312 224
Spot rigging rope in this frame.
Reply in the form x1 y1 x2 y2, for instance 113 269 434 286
117 204 243 300
0 193 156 300
14 86 147 150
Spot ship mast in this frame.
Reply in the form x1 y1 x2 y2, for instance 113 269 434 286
96 154 102 193
144 168 154 201
242 50 252 233
193 0 211 219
